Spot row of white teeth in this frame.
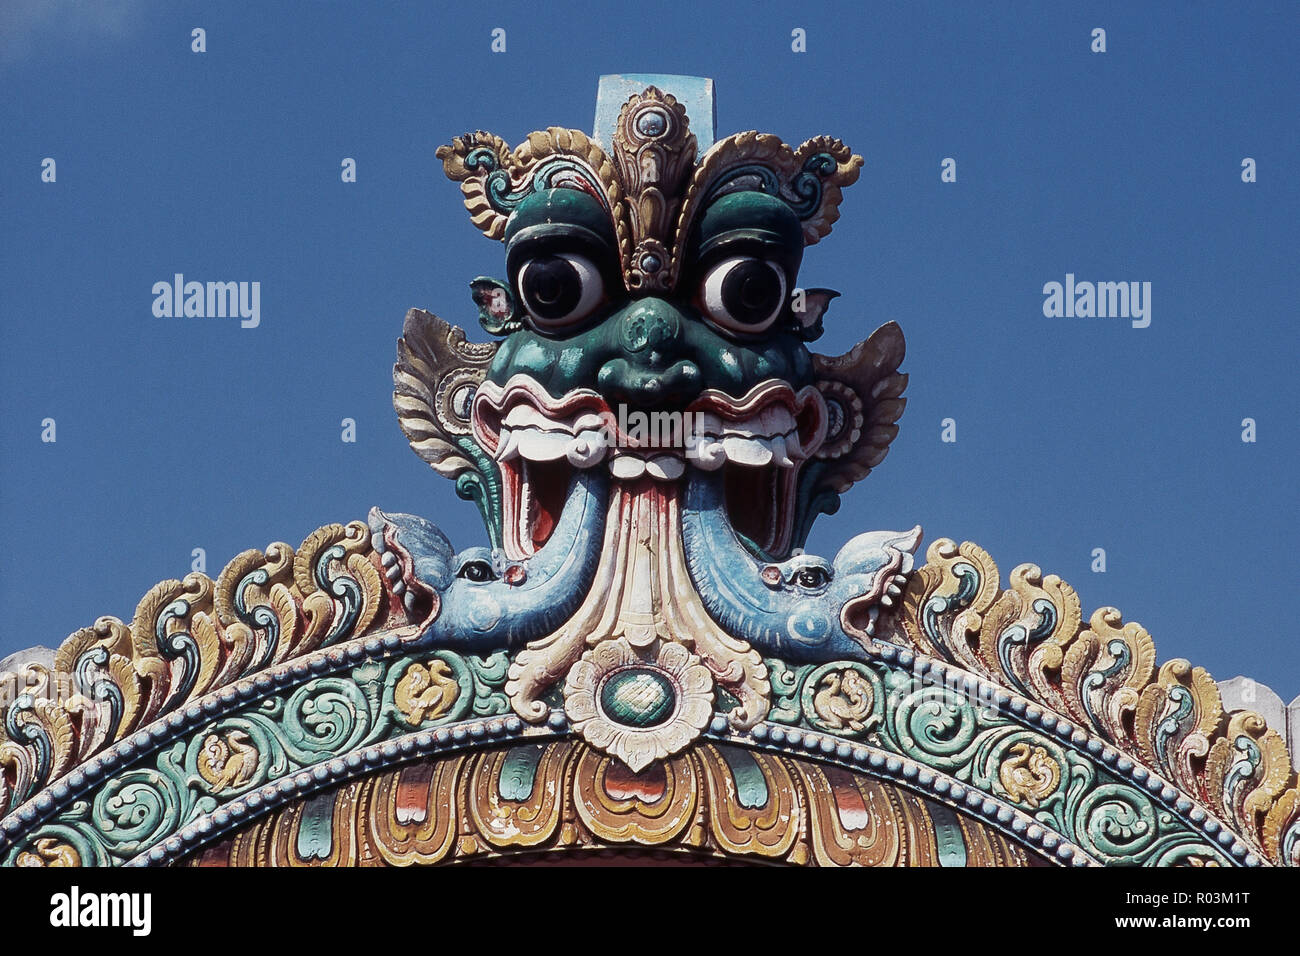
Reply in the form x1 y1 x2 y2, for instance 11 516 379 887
498 403 803 438
492 409 808 476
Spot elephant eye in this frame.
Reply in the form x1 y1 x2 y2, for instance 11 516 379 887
795 567 830 589
699 256 787 335
517 253 605 332
457 560 496 583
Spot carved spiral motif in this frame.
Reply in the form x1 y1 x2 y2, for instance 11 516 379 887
93 770 184 857
1076 786 1163 861
281 679 370 762
891 683 983 769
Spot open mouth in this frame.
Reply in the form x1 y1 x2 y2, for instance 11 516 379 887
474 375 827 559
685 382 827 557
472 378 608 560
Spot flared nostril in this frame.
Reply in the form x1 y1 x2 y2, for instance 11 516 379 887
598 359 702 411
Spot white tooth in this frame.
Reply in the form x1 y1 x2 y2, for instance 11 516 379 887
496 428 520 461
610 454 647 479
783 428 804 458
764 406 795 436
571 411 609 434
769 436 795 468
502 405 551 430
646 455 685 480
517 429 570 461
723 435 773 467
693 411 723 437
565 429 609 467
690 438 727 470
517 479 533 554
723 421 762 439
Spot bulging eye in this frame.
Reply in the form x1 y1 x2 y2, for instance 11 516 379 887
457 559 496 583
517 253 604 332
795 567 831 590
699 256 787 334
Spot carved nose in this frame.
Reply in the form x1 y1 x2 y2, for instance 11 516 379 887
619 301 681 353
598 299 701 409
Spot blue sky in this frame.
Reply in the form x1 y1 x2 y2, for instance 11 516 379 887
2 1 1297 700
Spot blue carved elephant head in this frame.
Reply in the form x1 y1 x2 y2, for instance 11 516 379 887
682 470 920 661
368 470 607 650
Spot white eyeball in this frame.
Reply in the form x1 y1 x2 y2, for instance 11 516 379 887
517 253 605 331
699 256 787 334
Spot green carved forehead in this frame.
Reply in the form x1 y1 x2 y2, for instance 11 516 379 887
688 191 804 281
504 189 618 263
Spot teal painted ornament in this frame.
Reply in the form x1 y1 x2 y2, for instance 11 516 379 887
600 668 676 727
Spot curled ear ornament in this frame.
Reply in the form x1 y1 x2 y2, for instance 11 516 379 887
469 277 522 336
785 287 839 341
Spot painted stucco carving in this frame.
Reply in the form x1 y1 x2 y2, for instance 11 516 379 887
1 76 1295 867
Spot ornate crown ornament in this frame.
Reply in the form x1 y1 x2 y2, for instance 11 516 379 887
437 84 861 295
0 76 1295 868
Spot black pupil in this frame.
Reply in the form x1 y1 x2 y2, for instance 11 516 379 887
523 256 582 320
463 562 491 581
798 569 824 587
721 261 782 324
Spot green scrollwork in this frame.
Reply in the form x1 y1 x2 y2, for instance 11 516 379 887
1075 786 1162 862
12 648 510 865
765 659 808 725
92 769 185 857
465 651 511 717
889 681 983 769
4 819 110 867
759 654 1250 867
280 678 373 762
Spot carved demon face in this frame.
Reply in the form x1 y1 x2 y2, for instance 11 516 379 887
396 87 906 561
473 186 832 559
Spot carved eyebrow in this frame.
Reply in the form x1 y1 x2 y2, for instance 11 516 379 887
505 223 621 277
696 230 792 263
509 224 611 251
503 187 620 260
